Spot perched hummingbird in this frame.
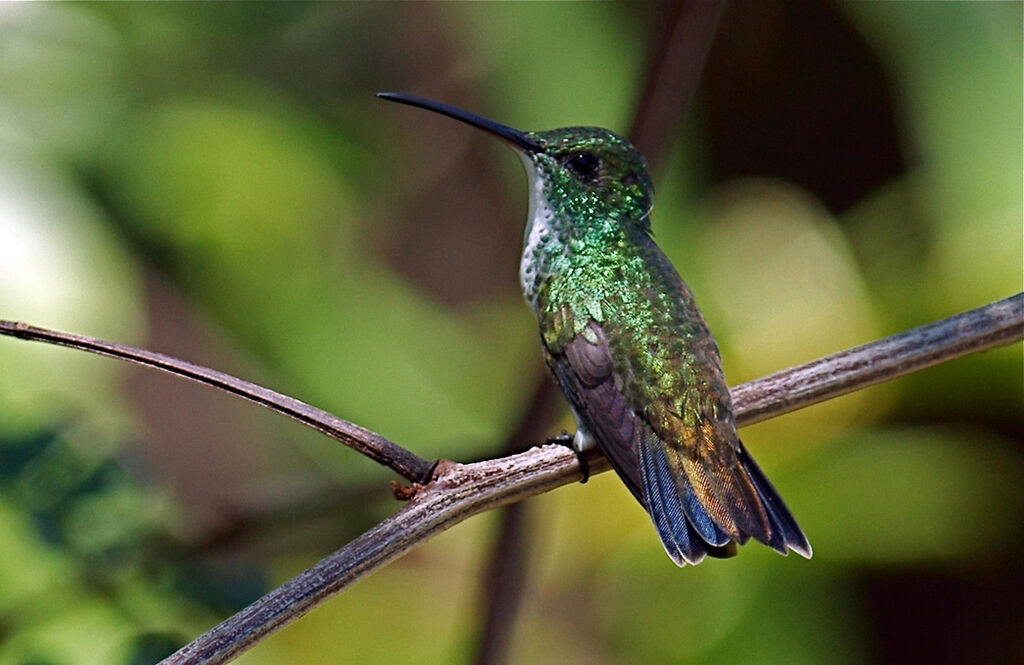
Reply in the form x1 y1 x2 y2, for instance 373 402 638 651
378 92 811 566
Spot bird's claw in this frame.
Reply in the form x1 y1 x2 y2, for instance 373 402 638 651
546 430 589 484
545 430 574 446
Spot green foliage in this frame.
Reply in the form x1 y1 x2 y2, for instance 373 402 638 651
0 2 1019 664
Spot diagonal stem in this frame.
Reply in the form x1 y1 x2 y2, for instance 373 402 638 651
629 0 728 167
730 293 1024 427
0 320 435 484
157 451 595 665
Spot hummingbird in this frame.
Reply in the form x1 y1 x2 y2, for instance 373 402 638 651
378 92 811 566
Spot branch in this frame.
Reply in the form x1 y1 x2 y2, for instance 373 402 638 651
159 450 601 665
0 320 435 484
3 294 1022 665
156 293 1022 665
730 293 1024 426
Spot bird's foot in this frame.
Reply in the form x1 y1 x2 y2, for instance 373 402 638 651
545 430 589 483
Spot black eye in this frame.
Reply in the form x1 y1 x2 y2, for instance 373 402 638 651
564 151 600 179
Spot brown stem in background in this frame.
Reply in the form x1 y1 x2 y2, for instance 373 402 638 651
629 0 728 169
473 374 559 665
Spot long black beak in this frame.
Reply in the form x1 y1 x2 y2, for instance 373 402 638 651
377 92 543 153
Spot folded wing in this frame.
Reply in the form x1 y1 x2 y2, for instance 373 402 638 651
544 318 810 565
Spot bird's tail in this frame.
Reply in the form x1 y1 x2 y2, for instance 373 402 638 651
639 436 811 566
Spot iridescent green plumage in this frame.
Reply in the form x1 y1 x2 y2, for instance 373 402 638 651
379 93 811 566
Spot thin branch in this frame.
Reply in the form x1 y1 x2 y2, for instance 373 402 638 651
0 320 435 484
158 451 602 665
152 292 1021 665
730 293 1024 426
3 295 1021 664
473 501 532 665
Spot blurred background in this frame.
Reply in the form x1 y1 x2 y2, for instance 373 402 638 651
0 2 1021 664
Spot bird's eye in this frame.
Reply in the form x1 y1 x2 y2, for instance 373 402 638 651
564 151 600 180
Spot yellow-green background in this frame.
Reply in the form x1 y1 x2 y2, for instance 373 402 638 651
0 3 1021 664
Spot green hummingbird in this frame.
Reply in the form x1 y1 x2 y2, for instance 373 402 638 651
378 92 811 566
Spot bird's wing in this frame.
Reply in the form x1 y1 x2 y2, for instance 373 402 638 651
541 314 734 564
542 307 809 565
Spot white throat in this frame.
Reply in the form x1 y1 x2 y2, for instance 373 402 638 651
517 154 557 313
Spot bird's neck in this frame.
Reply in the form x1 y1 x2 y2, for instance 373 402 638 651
516 155 649 317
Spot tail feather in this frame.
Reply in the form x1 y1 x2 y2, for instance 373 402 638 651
639 442 706 565
736 440 812 558
638 433 811 563
669 457 732 548
639 441 735 566
694 451 770 547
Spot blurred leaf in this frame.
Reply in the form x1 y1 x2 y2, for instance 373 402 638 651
846 2 1023 315
0 158 142 435
788 426 1024 565
0 4 129 159
454 3 646 130
709 571 869 665
0 498 78 617
594 547 766 664
0 599 133 665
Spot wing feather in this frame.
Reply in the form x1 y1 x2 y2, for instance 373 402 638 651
543 320 641 497
543 313 809 563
